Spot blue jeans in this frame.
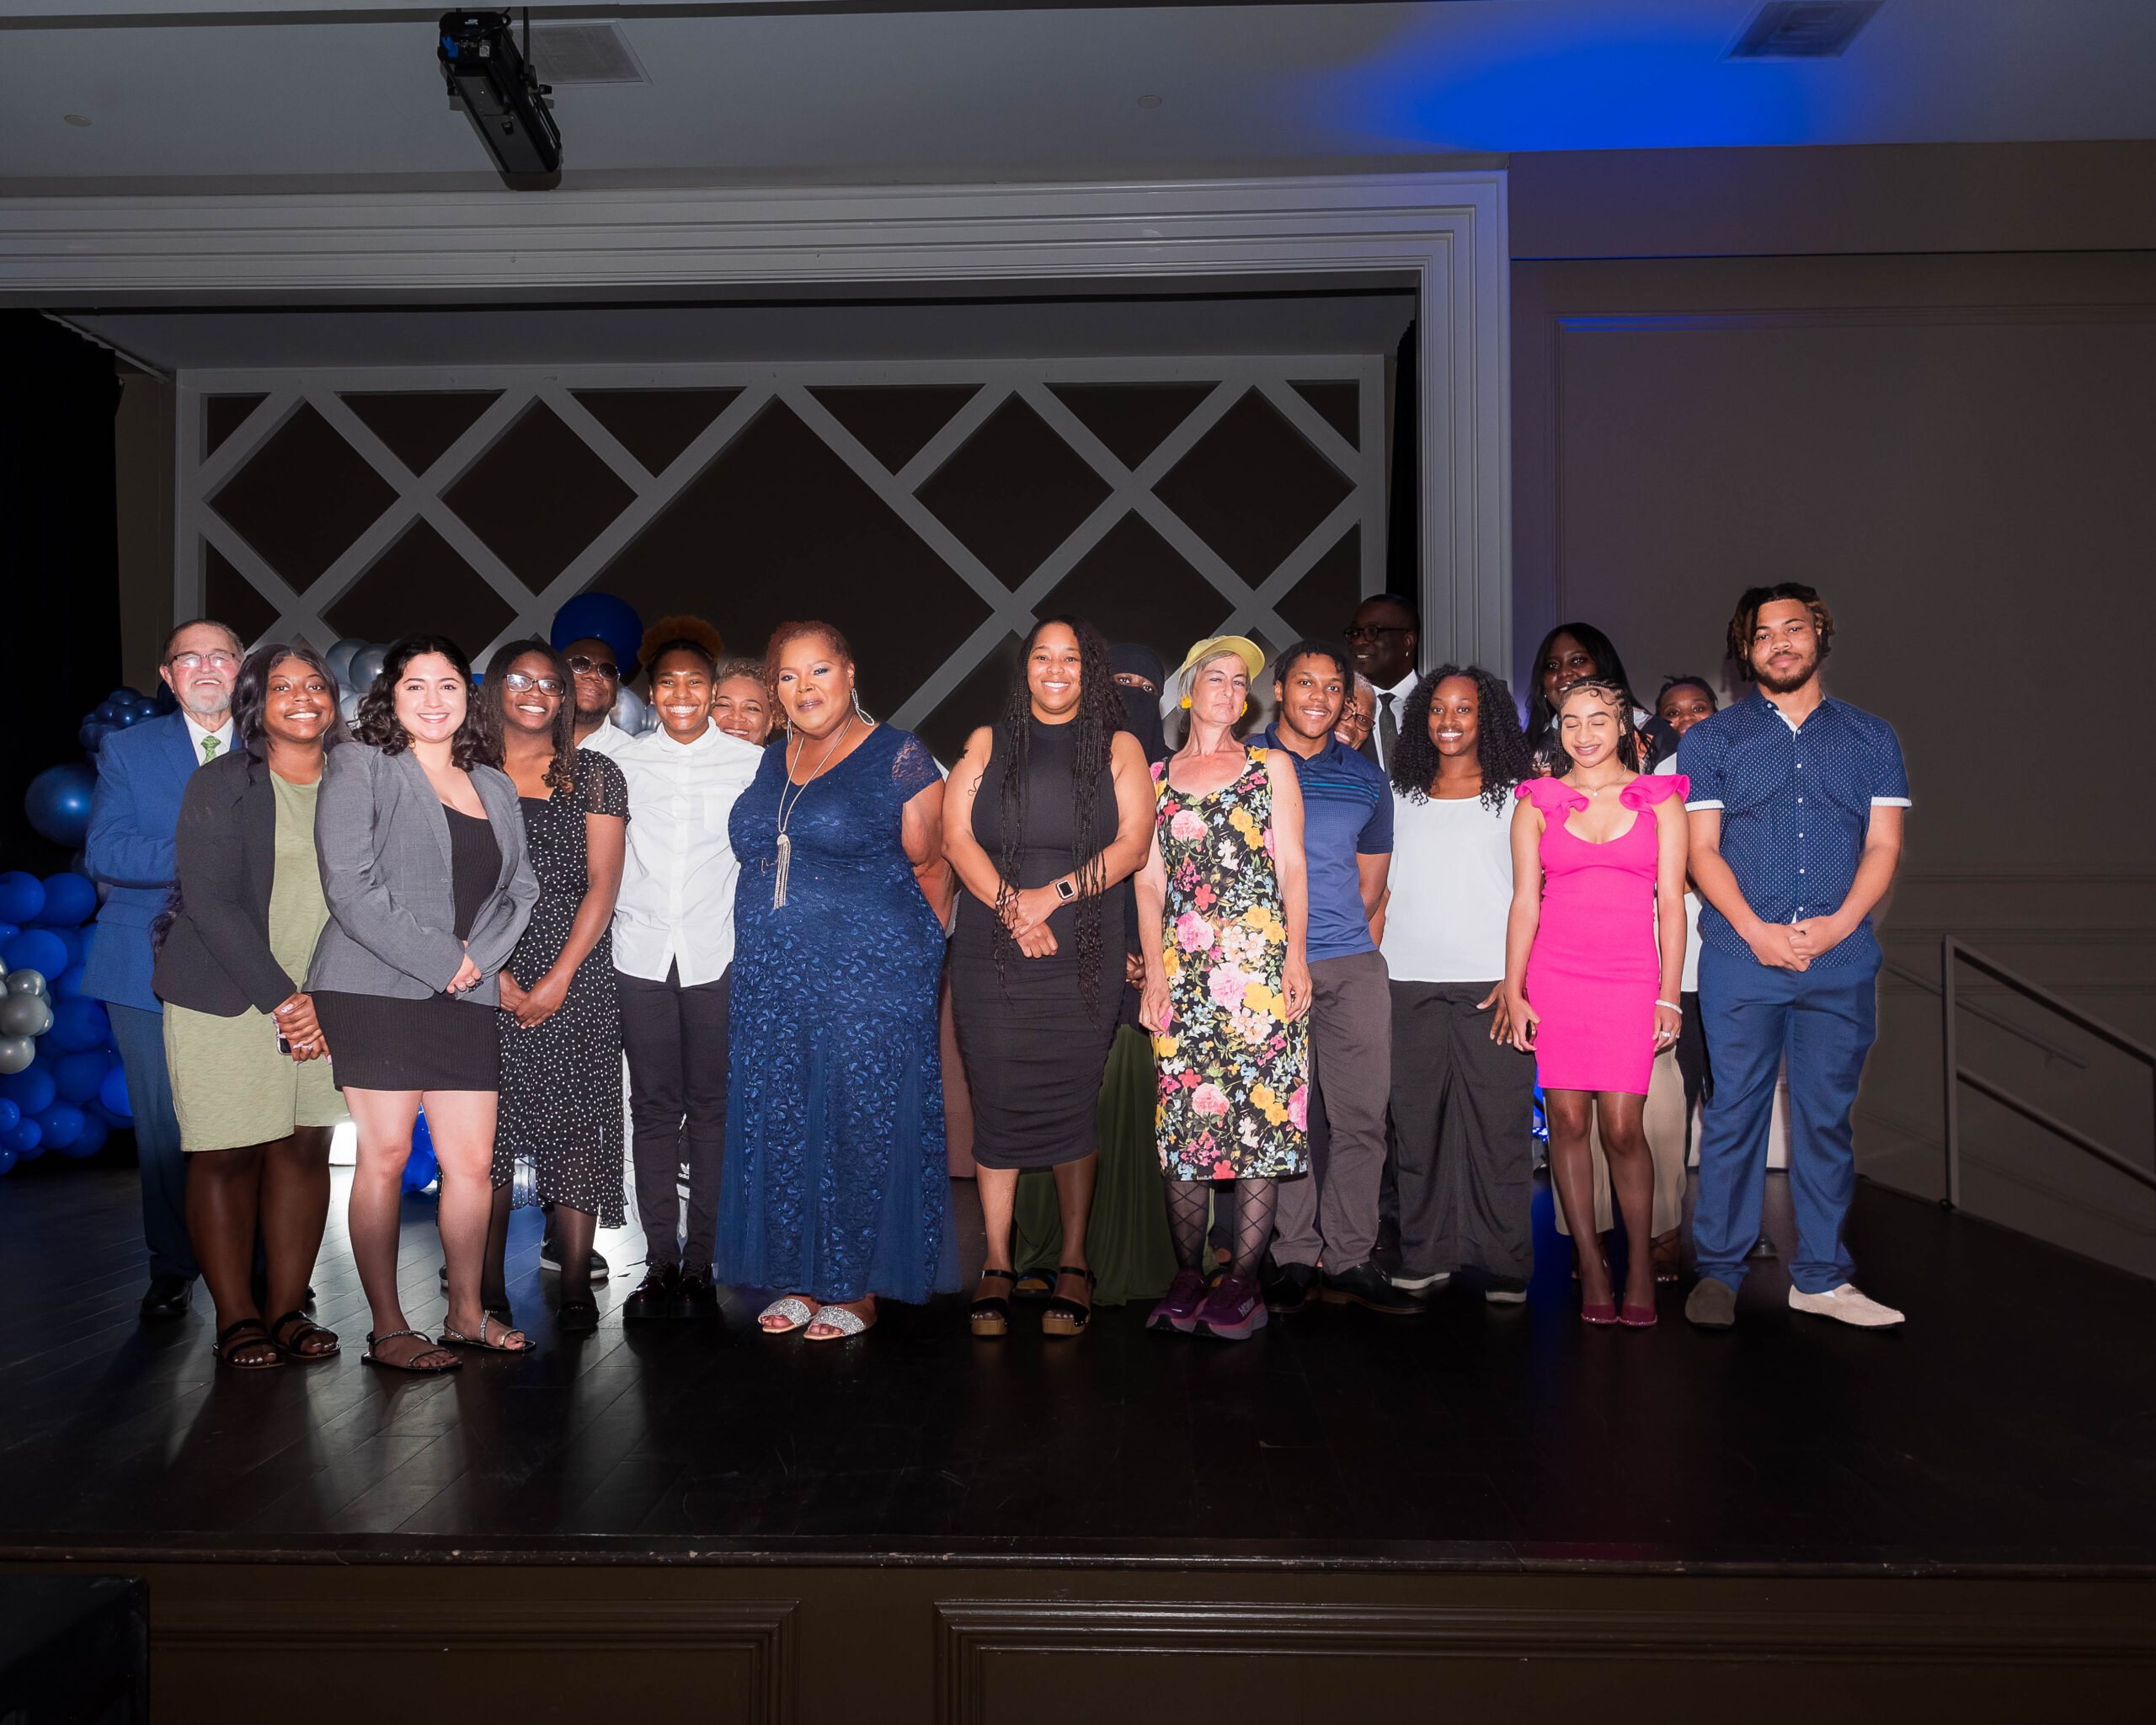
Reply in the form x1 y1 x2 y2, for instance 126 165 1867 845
107 1003 197 1283
1691 943 1879 1295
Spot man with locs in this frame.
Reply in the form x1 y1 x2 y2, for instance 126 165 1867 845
1346 594 1418 773
1679 584 1911 1329
84 619 243 1319
1257 641 1416 1315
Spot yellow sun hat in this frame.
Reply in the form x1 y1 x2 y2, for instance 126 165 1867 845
1176 634 1266 685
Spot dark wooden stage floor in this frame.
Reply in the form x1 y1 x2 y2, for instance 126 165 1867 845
3 1161 2153 1575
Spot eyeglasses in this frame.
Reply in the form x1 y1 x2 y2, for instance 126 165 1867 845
1342 625 1411 643
167 650 240 672
564 655 620 681
501 672 566 696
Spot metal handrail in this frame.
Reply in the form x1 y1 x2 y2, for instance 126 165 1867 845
1941 936 2156 1210
1886 960 2087 1070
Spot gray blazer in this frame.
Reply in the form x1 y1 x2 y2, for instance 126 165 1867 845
305 740 537 1009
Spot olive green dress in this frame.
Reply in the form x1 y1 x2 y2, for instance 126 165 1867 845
165 772 347 1151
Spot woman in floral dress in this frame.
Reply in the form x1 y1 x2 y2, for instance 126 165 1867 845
1135 636 1312 1340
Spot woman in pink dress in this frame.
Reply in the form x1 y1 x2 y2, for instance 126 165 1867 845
1502 680 1689 1327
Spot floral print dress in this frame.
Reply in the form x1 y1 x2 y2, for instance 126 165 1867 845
1150 745 1309 1181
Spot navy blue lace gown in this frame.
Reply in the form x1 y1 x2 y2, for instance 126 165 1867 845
714 724 958 1305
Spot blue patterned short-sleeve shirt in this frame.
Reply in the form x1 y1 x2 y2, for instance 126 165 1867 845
1678 692 1910 972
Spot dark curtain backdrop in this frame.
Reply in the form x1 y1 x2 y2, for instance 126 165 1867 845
1 314 123 874
1387 319 1419 610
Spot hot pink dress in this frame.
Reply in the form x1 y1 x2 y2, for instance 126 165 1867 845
1514 774 1689 1096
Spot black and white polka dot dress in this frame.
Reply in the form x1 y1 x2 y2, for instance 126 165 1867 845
491 748 630 1226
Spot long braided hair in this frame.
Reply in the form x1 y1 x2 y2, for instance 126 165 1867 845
994 616 1118 1021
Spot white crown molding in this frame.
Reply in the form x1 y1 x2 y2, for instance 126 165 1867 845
6 168 1510 670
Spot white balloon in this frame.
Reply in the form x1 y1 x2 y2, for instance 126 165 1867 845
0 1035 35 1076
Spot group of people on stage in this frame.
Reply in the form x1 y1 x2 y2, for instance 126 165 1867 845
83 573 1909 1371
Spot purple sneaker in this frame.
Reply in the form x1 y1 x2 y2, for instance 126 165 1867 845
1147 1268 1209 1333
1193 1273 1267 1341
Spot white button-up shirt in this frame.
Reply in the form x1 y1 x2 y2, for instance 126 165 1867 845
574 718 638 761
611 720 765 987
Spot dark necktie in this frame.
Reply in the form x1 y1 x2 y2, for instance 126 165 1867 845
1378 692 1398 767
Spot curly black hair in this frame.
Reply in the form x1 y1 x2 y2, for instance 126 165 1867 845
351 633 499 772
994 616 1119 1023
487 637 578 795
1545 676 1642 775
1391 665 1532 813
231 639 348 783
1726 582 1835 681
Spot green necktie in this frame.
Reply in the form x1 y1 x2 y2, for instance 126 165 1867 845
200 735 220 764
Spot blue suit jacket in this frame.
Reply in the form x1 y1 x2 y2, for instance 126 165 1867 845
83 713 209 1014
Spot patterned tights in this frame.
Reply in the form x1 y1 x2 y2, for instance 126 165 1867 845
1166 1178 1278 1280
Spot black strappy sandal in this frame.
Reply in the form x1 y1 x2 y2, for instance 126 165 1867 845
267 1309 339 1361
970 1268 1017 1338
1011 1265 1054 1302
363 1327 461 1374
1042 1267 1097 1338
212 1317 284 1370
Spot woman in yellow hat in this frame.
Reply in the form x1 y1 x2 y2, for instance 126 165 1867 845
1134 636 1312 1340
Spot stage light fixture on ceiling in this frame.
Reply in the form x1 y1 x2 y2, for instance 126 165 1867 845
439 9 562 184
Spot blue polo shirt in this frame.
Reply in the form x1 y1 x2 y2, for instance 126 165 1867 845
1260 724 1393 963
1678 692 1911 973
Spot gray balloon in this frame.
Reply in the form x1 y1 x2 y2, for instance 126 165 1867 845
0 1035 35 1076
0 994 52 1039
339 688 364 725
611 686 649 736
349 644 390 692
5 969 48 998
326 637 366 686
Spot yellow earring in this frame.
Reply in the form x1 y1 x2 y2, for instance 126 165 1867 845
1179 695 1192 708
1237 698 1247 718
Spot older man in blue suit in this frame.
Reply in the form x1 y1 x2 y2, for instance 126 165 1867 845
84 618 243 1319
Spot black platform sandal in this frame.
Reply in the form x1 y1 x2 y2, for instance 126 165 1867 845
970 1268 1017 1338
1041 1267 1097 1338
267 1309 339 1361
212 1317 284 1370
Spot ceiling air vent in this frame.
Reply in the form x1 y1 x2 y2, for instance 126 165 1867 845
527 22 648 84
1727 2 1882 59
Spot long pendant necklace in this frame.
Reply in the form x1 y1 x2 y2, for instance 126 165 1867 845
771 713 853 910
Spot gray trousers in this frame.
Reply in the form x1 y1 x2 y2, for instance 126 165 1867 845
1273 950 1391 1272
617 963 729 1269
1389 980 1538 1285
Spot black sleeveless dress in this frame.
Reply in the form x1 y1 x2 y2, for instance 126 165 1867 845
949 716 1128 1171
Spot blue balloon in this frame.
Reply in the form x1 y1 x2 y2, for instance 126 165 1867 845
25 764 97 848
403 1109 439 1191
36 873 96 928
0 873 44 925
0 1065 56 1115
1 1119 40 1157
52 1049 110 1104
550 592 644 678
108 686 141 706
152 685 179 715
35 1103 83 1151
0 924 16 949
77 722 115 756
68 1115 108 1158
92 702 120 726
45 997 106 1057
98 1061 131 1119
3 928 68 980
51 963 90 1000
0 1097 17 1131
0 1149 13 1177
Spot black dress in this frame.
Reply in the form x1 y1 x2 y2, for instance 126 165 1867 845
948 716 1127 1171
317 808 502 1091
489 750 630 1225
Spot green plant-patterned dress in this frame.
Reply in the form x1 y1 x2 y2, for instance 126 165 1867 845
1150 746 1309 1181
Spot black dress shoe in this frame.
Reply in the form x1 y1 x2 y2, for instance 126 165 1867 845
140 1274 193 1320
622 1260 680 1319
677 1263 720 1316
1262 1260 1319 1314
1319 1262 1427 1316
558 1298 600 1335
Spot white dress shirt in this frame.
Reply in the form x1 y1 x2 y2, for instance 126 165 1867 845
611 720 764 987
1373 670 1418 773
574 718 637 761
182 713 236 766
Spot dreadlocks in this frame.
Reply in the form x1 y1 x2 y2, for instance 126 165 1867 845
1390 664 1533 813
994 617 1118 1022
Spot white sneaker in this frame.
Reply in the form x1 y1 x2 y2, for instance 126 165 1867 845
1788 1283 1905 1327
1386 1269 1452 1292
